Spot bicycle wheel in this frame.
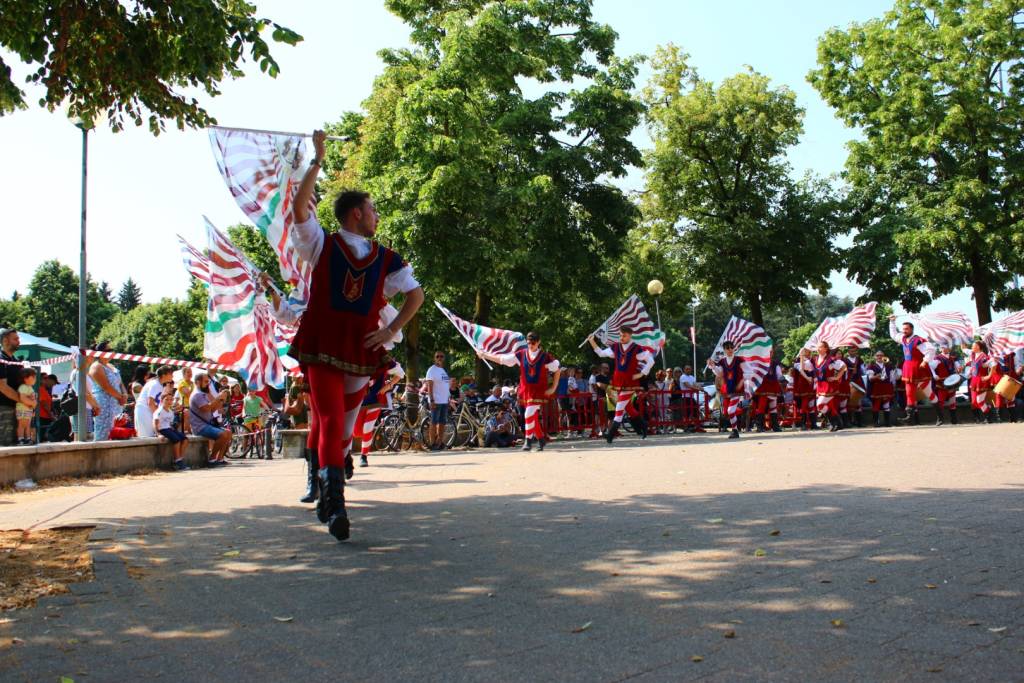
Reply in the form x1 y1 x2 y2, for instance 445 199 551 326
227 423 250 459
380 413 404 451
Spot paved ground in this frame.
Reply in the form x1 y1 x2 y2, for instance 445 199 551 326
1 423 1023 682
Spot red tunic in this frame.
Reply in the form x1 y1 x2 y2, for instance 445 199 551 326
810 355 840 396
289 233 407 375
754 361 782 395
516 348 557 404
789 366 813 397
867 362 895 399
899 335 928 382
990 353 1017 384
610 343 644 390
717 356 745 396
968 352 991 390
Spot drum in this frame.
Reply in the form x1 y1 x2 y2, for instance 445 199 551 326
942 373 964 389
849 381 865 405
994 375 1022 401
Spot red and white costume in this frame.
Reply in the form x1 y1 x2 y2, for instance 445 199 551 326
289 215 419 469
789 360 815 425
594 341 654 426
965 351 991 413
709 353 745 429
928 354 961 411
803 353 846 417
865 361 898 412
889 319 936 408
844 355 866 416
989 353 1019 410
753 360 784 419
490 347 560 442
355 358 404 458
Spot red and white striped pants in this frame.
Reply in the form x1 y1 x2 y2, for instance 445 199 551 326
722 394 742 428
524 402 546 441
356 406 382 456
305 364 370 468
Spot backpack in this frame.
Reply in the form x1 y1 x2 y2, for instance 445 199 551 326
46 414 73 442
58 385 78 416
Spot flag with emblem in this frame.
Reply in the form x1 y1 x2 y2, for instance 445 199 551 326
585 294 666 350
435 302 526 360
712 316 773 391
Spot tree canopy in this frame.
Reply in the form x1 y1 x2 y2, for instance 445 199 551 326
116 277 142 312
642 45 845 327
808 0 1024 324
1 0 301 132
10 260 118 344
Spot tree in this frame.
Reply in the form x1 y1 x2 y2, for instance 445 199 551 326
18 260 118 344
98 281 113 303
99 297 203 361
116 277 142 312
808 0 1024 324
337 0 645 382
1 1 302 133
0 297 25 331
226 223 286 291
642 45 845 327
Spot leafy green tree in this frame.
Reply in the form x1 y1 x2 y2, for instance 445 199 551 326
339 0 644 382
99 298 202 360
642 45 845 327
1 1 302 133
226 223 286 291
18 260 118 344
0 296 25 331
116 277 142 312
808 0 1024 324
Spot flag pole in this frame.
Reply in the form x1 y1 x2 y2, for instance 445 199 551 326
209 124 350 142
434 301 493 370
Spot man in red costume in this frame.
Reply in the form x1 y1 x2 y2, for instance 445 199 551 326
865 351 897 427
588 327 655 443
752 351 784 433
844 347 866 427
888 316 935 425
988 351 1019 423
790 348 816 430
479 331 561 451
928 344 961 426
289 130 424 541
706 341 745 439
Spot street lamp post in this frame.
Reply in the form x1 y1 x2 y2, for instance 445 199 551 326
691 298 699 373
647 280 667 370
73 117 92 442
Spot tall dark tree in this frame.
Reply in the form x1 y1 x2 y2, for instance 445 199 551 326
642 45 845 327
1 1 301 133
808 0 1024 324
116 277 142 312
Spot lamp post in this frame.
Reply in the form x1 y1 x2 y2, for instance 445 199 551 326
647 279 667 370
691 298 699 374
71 115 93 442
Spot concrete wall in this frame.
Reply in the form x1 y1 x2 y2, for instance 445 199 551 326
0 437 214 486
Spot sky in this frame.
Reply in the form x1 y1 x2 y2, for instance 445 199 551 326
0 0 990 322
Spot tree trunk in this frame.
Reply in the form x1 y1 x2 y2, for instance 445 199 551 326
473 288 491 389
747 291 764 328
967 251 993 325
404 312 421 383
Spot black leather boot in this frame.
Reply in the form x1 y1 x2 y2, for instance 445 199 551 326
935 408 945 426
999 407 1009 423
300 448 319 503
853 411 863 428
911 409 921 426
770 413 782 432
344 453 354 480
317 466 350 541
872 411 880 427
950 408 958 424
883 411 891 427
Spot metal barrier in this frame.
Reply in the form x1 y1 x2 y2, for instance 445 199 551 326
534 389 712 437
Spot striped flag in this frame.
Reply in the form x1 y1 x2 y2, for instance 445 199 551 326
587 294 666 350
435 302 526 358
978 311 1024 356
804 302 878 350
209 128 312 308
178 235 210 283
902 311 975 347
713 316 773 391
203 219 288 391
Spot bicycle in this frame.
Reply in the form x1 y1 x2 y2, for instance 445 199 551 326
379 401 431 451
227 409 279 459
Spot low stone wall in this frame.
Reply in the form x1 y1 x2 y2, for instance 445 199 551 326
0 437 214 486
278 429 309 459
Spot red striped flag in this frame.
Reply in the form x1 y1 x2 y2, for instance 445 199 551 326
178 235 210 283
978 311 1024 356
901 311 975 347
587 294 666 350
435 302 526 358
804 302 878 350
713 316 773 391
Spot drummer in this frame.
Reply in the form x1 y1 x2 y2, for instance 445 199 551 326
844 348 866 428
929 344 962 426
988 351 1020 423
962 340 994 423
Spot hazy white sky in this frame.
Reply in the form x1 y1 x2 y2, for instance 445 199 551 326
0 0 988 321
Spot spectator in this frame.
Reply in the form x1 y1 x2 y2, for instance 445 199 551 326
37 373 57 439
228 383 245 421
484 406 514 448
590 363 610 434
189 371 232 466
130 365 149 405
0 328 24 446
88 342 129 441
284 374 310 429
68 352 101 440
177 367 194 432
678 364 699 430
135 365 173 438
15 367 37 445
424 351 451 451
242 386 266 432
485 385 502 404
154 391 190 471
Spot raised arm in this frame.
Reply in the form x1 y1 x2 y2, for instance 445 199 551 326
479 350 519 367
888 316 902 343
293 131 324 225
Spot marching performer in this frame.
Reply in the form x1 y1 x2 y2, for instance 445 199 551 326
706 341 745 439
353 357 404 467
987 351 1019 423
589 327 654 443
481 331 561 451
288 130 425 542
928 344 961 425
804 341 846 432
865 351 898 427
832 348 853 427
962 340 993 423
844 348 866 427
888 316 936 425
789 348 817 430
752 349 784 432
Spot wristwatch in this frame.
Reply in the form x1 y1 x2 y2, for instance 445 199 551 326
310 157 323 167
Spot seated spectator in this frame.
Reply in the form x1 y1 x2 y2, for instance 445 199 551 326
484 407 514 448
484 385 502 404
16 367 37 445
188 372 232 466
284 375 310 429
154 392 190 471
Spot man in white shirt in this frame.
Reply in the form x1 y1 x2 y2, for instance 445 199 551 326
135 365 173 438
423 352 451 451
285 130 424 542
